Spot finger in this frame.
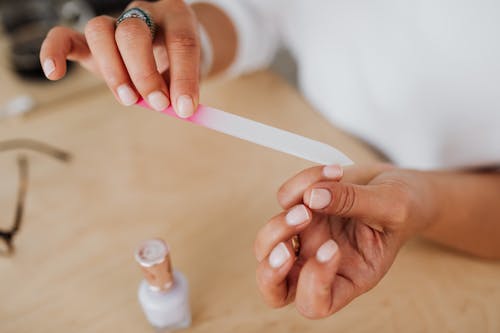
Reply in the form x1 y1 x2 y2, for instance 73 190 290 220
40 26 95 80
256 242 295 308
85 16 139 106
341 163 394 184
164 3 200 118
115 6 170 112
295 239 342 319
303 180 409 226
278 163 396 210
254 204 312 262
278 165 344 209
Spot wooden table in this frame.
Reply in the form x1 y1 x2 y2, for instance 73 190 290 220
1 54 499 332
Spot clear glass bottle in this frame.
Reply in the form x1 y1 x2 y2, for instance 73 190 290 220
135 239 191 331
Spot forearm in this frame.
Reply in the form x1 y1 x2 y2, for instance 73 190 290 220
191 3 237 76
420 169 500 259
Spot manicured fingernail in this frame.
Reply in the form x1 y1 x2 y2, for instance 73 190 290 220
43 58 55 77
176 95 194 118
286 204 309 226
117 84 138 106
148 91 169 111
269 242 290 268
308 188 332 209
323 165 343 179
316 239 338 263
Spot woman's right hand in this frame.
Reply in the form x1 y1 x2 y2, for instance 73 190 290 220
40 0 201 118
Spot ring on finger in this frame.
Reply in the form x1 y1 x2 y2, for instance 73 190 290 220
116 7 156 39
291 234 301 257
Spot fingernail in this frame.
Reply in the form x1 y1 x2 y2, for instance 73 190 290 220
176 95 194 118
148 91 169 111
117 84 138 106
308 188 332 209
323 165 343 179
286 204 309 226
316 239 338 263
43 58 55 77
269 242 290 268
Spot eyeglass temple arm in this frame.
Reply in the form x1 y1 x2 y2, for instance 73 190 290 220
0 139 71 162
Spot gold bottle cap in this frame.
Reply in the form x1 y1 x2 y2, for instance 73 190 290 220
135 238 174 292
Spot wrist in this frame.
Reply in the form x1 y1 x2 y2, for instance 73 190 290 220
190 2 237 76
389 169 439 241
406 170 440 235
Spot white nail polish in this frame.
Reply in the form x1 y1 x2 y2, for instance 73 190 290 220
316 239 338 263
43 58 55 77
117 84 138 106
148 91 169 111
308 188 332 210
135 239 191 331
286 204 309 226
322 165 343 179
269 242 290 268
176 95 194 118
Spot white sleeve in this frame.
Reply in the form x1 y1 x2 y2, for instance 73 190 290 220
187 0 282 77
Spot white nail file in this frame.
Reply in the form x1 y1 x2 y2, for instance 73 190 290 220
137 99 354 166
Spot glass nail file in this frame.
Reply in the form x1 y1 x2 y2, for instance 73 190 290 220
137 99 354 166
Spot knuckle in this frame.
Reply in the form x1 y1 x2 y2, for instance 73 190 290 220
169 29 198 51
172 77 198 88
256 278 288 309
165 0 190 14
255 266 272 290
253 221 275 262
131 69 160 84
85 16 112 36
277 184 291 208
335 184 356 216
115 19 150 40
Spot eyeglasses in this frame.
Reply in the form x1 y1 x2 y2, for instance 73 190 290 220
0 139 71 256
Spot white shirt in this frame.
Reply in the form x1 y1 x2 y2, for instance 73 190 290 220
197 0 500 169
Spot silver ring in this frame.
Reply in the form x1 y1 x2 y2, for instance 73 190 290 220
116 7 156 39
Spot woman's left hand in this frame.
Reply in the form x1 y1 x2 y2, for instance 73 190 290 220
254 163 437 319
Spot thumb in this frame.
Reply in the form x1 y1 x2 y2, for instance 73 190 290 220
303 180 409 226
295 239 342 319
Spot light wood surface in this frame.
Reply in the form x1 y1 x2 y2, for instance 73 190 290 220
1 56 499 332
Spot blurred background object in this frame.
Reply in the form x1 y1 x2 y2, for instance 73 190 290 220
0 0 94 79
0 0 160 80
0 0 154 119
0 0 295 120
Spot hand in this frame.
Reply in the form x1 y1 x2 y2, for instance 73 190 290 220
254 164 437 319
40 0 201 117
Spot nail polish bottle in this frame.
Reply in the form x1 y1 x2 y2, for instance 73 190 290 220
135 238 191 331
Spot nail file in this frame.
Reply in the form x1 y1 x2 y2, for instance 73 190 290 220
137 99 354 166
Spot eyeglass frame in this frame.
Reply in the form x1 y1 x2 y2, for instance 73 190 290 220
0 139 71 256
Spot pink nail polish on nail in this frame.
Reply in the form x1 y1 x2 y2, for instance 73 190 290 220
308 188 332 209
